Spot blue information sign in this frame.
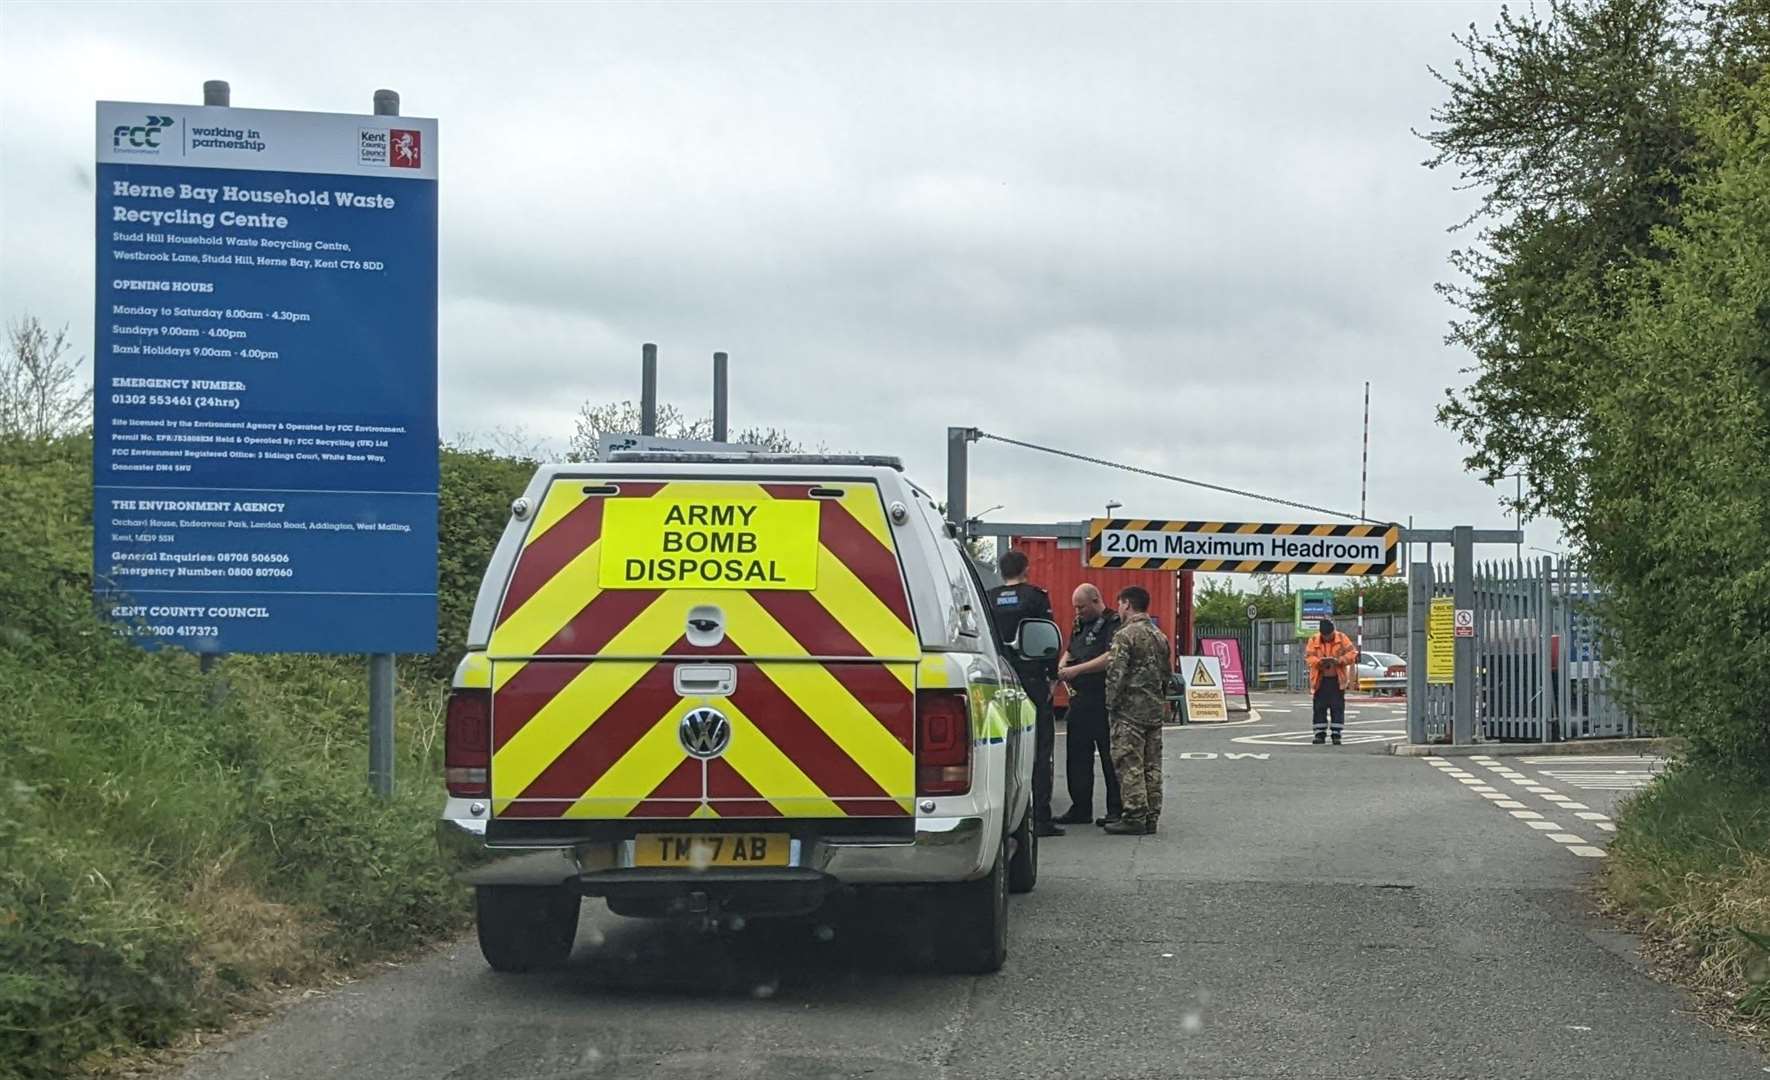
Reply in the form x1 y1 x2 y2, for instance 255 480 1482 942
94 102 438 654
1296 587 1334 639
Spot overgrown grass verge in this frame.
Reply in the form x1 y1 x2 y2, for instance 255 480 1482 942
0 436 473 1078
1602 760 1770 1043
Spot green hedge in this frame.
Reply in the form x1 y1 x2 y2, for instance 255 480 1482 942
0 436 532 1076
1606 762 1770 1028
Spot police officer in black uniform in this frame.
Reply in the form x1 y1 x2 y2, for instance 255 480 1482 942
1055 583 1124 826
986 549 1064 837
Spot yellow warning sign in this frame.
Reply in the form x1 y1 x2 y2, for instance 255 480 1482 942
1179 655 1228 721
1427 598 1454 685
1190 659 1217 687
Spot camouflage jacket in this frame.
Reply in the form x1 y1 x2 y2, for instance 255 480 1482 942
1105 612 1171 727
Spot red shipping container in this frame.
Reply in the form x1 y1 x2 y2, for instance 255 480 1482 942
1003 536 1194 711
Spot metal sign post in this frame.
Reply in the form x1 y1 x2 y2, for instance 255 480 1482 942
1451 525 1476 744
366 87 401 800
946 426 976 533
1407 563 1430 743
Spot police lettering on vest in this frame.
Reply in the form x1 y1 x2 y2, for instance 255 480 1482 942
987 582 1054 681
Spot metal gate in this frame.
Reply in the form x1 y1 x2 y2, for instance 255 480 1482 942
1409 557 1635 744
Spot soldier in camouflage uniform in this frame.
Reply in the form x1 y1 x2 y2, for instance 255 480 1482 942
1102 585 1171 836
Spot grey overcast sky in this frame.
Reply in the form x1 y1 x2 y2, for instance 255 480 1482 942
1 1 1543 557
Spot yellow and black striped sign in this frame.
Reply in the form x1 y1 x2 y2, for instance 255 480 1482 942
1087 520 1400 576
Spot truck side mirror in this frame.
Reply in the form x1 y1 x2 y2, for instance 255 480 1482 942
1014 619 1061 662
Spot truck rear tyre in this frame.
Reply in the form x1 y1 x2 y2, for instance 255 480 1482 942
934 831 1009 974
1008 807 1038 895
475 885 580 973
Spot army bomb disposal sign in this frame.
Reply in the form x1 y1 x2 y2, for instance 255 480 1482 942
601 494 820 589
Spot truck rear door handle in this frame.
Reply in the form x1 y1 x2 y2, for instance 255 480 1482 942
674 664 737 698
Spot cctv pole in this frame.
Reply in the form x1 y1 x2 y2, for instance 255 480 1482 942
713 351 729 442
641 343 659 436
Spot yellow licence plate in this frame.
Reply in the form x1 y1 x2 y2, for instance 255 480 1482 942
634 834 789 869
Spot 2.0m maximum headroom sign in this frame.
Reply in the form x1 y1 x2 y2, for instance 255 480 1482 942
1087 519 1400 576
94 101 438 654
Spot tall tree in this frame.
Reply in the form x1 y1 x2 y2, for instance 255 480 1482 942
1581 77 1770 768
1425 0 1770 767
1423 0 1702 522
0 318 90 441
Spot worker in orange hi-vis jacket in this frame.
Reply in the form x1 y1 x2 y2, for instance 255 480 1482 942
1305 618 1360 745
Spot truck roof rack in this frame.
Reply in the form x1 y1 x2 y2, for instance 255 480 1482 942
604 451 904 470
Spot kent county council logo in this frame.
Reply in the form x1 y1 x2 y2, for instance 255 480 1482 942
358 128 422 169
113 115 175 155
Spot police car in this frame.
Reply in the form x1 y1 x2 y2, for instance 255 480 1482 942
437 453 1059 974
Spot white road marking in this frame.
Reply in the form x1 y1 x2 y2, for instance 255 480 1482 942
1232 728 1406 746
1172 751 1272 761
1530 758 1664 791
1421 760 1616 860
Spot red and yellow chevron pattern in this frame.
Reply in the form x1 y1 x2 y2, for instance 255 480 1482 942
485 479 919 820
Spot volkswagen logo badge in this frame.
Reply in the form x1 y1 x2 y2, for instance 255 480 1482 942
678 707 732 759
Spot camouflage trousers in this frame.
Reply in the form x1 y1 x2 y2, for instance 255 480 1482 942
1109 716 1163 823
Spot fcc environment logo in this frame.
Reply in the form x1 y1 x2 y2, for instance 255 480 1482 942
358 128 422 169
112 115 175 155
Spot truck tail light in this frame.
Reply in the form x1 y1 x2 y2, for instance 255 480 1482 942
445 688 490 798
916 689 971 796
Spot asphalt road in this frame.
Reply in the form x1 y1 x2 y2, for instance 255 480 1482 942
181 694 1762 1080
